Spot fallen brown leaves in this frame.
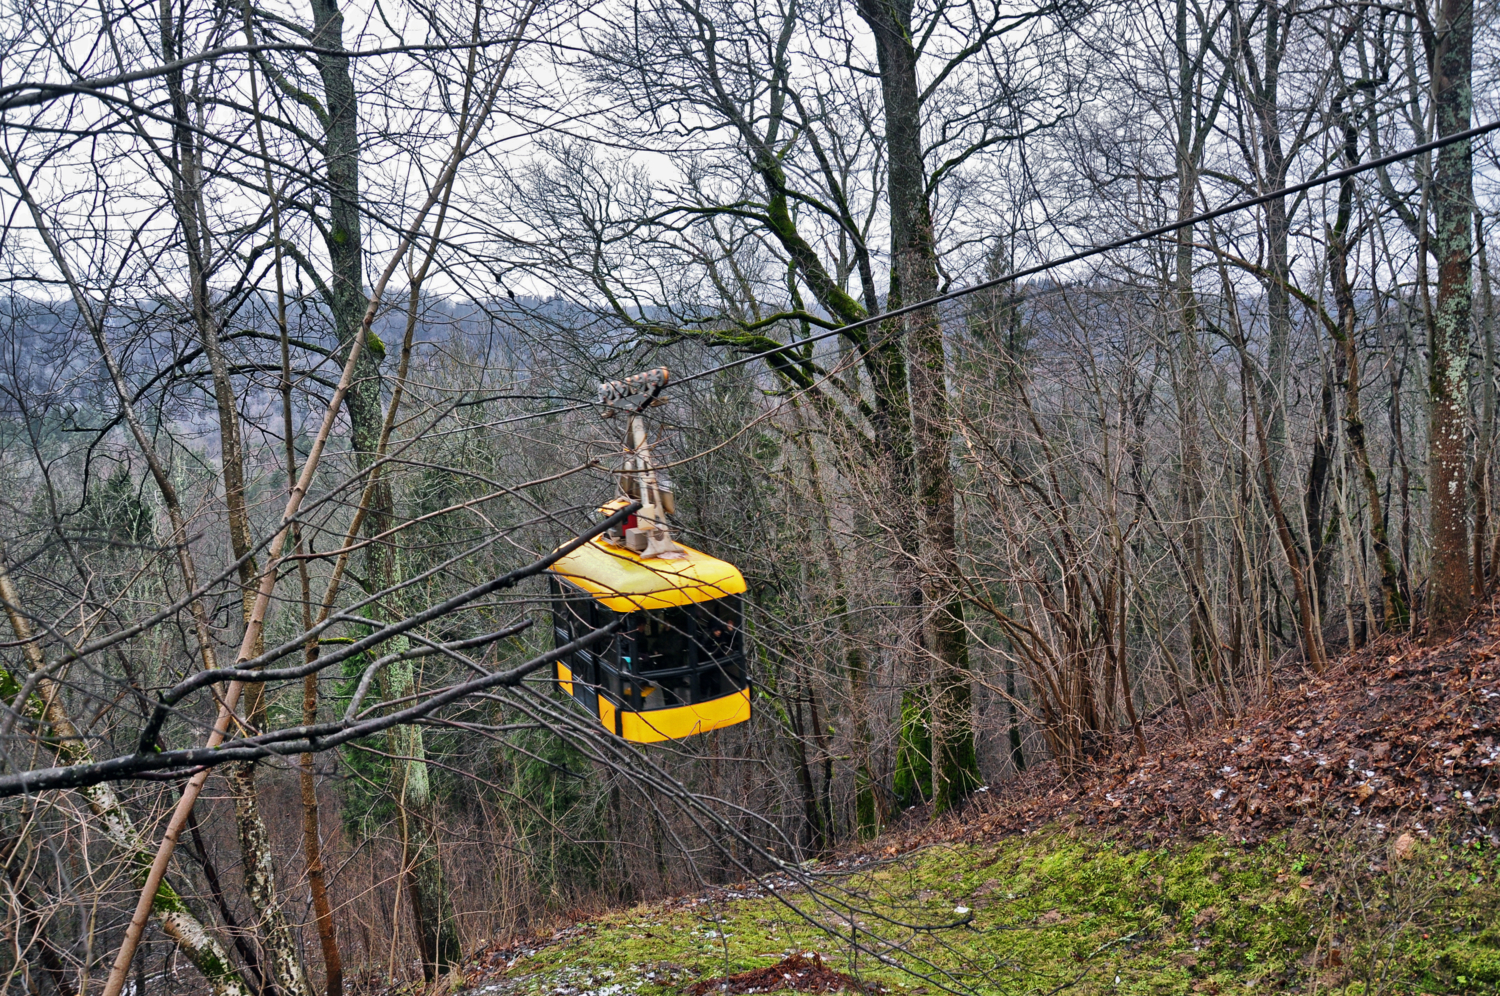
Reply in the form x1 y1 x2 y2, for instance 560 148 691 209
456 923 597 991
890 603 1500 851
686 954 883 996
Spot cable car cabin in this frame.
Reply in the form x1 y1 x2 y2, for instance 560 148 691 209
546 536 750 744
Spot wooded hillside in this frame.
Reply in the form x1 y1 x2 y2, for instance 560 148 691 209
0 0 1494 991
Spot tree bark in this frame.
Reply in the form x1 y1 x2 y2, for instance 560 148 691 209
309 0 382 449
162 11 309 989
1171 0 1229 686
225 763 312 996
305 0 457 975
856 0 979 814
245 8 345 987
1479 213 1498 588
1330 78 1409 631
1234 1 1292 452
794 412 882 833
1424 0 1474 636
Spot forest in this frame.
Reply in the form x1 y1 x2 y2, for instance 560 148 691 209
0 0 1494 990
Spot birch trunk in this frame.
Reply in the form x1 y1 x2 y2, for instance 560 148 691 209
226 765 314 996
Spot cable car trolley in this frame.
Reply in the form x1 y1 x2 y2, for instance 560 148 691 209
546 368 750 743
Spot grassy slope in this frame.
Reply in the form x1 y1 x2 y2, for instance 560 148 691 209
474 609 1500 995
472 829 1500 996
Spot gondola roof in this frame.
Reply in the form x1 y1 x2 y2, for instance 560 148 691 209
549 537 746 612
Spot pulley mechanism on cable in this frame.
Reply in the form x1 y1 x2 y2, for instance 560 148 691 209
546 367 751 743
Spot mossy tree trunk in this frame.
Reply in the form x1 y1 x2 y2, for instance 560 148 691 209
856 0 979 814
302 0 458 974
1423 0 1474 637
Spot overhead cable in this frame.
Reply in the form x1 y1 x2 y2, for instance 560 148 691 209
476 116 1500 422
673 116 1500 387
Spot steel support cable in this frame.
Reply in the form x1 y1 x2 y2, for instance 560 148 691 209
671 116 1500 382
474 116 1500 426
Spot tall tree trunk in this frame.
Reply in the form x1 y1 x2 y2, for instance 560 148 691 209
750 37 920 812
1474 211 1495 591
307 0 389 530
794 412 883 834
162 12 311 989
691 14 922 812
1173 0 1215 686
306 0 456 975
245 7 346 986
883 256 932 811
1235 0 1291 453
309 0 383 455
1235 342 1326 670
1425 0 1474 636
856 0 979 814
1330 76 1409 630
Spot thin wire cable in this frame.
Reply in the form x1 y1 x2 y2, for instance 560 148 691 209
469 115 1500 425
670 116 1500 387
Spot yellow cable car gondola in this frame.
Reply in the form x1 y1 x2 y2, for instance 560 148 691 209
546 369 751 743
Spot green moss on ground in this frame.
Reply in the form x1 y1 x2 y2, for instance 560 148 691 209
476 828 1500 996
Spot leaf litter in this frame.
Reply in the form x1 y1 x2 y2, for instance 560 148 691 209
685 954 883 996
885 601 1500 852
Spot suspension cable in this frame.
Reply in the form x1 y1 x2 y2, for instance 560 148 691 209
470 117 1500 420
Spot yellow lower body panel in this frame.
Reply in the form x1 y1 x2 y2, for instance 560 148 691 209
597 688 751 743
556 661 575 697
